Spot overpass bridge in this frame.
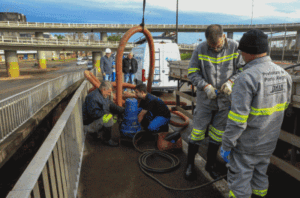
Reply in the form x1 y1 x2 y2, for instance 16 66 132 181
0 36 197 78
1 21 300 33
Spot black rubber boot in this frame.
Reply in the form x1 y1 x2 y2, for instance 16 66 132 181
102 127 119 147
252 194 266 198
205 140 220 179
184 142 199 181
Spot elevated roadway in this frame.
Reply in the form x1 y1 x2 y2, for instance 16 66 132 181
1 21 300 33
0 36 196 52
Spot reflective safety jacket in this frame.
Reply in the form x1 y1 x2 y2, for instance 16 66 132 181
188 38 244 110
82 89 124 125
222 56 292 155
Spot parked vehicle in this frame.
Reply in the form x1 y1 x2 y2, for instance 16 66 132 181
77 56 83 61
132 37 180 92
87 61 93 70
77 60 87 66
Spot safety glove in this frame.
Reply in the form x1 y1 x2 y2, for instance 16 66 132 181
220 146 231 163
220 80 233 96
204 84 217 100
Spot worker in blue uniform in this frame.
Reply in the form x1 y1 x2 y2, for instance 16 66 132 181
135 84 171 133
82 81 124 146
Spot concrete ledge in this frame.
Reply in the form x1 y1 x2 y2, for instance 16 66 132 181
0 79 84 169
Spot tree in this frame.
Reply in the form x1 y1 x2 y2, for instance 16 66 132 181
54 34 65 40
181 53 192 60
107 33 123 41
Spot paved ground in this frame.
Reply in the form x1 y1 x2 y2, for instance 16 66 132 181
0 61 87 100
78 84 300 198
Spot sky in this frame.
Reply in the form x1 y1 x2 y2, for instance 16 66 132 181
1 0 300 44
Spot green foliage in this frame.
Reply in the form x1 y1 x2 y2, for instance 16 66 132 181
54 34 65 40
181 53 192 60
107 33 123 41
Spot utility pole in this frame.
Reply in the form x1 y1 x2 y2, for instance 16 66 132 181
176 0 179 43
251 0 254 25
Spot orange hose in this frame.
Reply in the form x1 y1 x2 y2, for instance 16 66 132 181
169 109 190 127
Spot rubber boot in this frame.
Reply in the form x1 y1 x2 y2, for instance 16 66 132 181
205 140 220 179
252 194 266 198
102 127 119 147
184 142 199 181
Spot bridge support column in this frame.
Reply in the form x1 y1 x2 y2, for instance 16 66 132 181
92 52 101 73
227 32 233 39
5 50 20 77
35 32 47 69
287 39 293 50
296 30 300 50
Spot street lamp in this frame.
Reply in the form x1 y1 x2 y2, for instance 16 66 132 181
176 0 178 44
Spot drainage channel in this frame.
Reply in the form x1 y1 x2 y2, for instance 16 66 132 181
0 88 76 198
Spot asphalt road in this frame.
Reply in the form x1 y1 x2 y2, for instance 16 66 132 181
0 61 87 101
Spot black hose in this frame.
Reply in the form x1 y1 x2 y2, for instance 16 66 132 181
132 131 226 191
284 63 300 70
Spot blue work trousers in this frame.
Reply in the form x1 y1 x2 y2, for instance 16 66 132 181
124 73 135 91
138 108 170 133
104 74 112 81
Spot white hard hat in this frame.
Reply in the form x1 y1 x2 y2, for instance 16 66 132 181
105 48 111 53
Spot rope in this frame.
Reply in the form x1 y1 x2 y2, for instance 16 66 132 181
132 131 227 191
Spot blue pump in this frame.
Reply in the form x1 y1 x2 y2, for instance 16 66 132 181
120 98 142 138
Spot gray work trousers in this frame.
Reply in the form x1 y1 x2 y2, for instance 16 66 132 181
84 115 114 137
189 102 230 145
227 151 271 198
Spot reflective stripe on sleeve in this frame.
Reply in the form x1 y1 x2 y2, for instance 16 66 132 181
252 189 268 197
103 113 113 124
188 68 200 74
228 111 249 123
250 102 289 116
229 190 236 198
191 128 205 141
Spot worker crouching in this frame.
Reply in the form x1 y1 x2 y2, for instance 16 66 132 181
82 81 125 147
135 84 171 134
221 29 292 198
186 24 244 181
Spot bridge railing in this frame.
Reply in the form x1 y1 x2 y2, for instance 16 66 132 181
6 70 95 198
0 36 137 48
0 68 91 144
1 21 300 29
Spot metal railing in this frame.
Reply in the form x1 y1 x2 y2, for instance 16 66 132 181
0 36 198 51
6 71 95 198
1 21 300 30
0 36 137 48
0 69 89 144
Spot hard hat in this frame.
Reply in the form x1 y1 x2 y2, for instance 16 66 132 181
105 48 111 53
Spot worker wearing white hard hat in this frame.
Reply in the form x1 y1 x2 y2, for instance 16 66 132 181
100 48 114 81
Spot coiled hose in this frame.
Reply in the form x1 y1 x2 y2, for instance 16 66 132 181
133 131 226 191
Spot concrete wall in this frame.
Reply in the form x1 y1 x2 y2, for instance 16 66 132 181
0 12 27 22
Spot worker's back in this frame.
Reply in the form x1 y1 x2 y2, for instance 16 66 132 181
227 56 292 155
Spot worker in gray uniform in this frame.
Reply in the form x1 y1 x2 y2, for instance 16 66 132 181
186 24 244 181
220 29 292 198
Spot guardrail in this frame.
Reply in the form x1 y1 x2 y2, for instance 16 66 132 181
0 36 198 51
0 68 90 144
0 36 137 48
1 21 300 30
6 70 95 198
